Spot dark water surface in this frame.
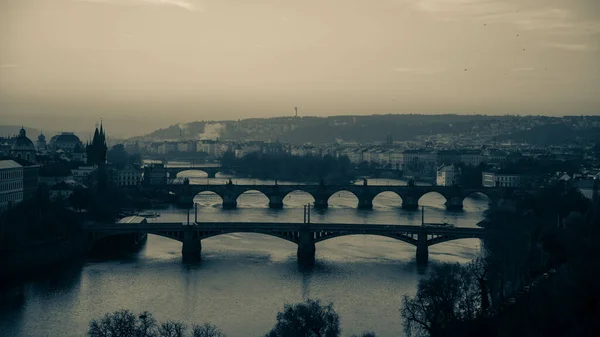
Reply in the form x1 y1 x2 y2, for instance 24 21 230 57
0 175 487 337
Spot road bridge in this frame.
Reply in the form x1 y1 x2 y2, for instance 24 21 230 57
162 180 507 210
83 221 487 265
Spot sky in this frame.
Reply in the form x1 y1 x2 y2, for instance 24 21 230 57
1 0 599 137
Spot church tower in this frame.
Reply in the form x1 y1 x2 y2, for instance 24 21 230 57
86 121 107 166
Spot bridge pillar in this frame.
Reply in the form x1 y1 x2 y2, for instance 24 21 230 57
177 194 194 208
297 228 316 266
222 193 237 209
206 171 217 179
313 197 328 210
445 196 464 211
268 195 284 209
402 196 419 210
416 228 428 265
182 228 201 263
357 196 373 209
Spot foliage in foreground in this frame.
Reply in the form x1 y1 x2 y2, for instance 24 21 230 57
401 262 486 337
88 310 225 337
402 182 600 337
90 301 377 337
264 299 341 337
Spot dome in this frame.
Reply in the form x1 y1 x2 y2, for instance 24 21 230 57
38 133 46 142
11 128 35 151
54 133 81 144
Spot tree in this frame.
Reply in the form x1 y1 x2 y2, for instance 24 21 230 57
88 309 138 337
191 323 226 337
349 332 377 337
158 321 186 337
265 299 341 337
401 263 481 337
137 312 159 337
88 310 224 337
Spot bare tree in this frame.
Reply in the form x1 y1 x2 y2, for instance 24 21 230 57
265 299 341 337
137 311 158 337
191 323 226 337
88 309 137 337
401 263 481 337
88 310 223 337
349 332 377 337
158 321 186 337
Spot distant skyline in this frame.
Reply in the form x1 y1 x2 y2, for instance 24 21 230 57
1 0 599 137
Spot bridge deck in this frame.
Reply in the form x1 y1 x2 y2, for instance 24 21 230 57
83 222 486 236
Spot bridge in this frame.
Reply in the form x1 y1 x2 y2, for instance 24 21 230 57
161 165 404 180
162 180 507 210
83 221 488 265
163 164 229 179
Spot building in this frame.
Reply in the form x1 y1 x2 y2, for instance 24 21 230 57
72 143 86 162
482 171 523 188
49 180 86 200
116 166 142 186
86 123 107 166
10 127 36 163
39 164 74 186
198 140 218 156
437 165 461 187
36 132 47 151
72 166 95 183
459 150 486 167
437 150 461 166
143 164 167 185
50 132 83 152
0 160 23 212
177 141 196 153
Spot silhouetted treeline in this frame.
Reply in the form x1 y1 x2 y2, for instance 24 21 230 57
221 152 355 184
402 181 600 337
89 300 376 337
0 187 81 252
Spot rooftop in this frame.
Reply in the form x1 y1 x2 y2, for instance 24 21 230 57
0 159 22 170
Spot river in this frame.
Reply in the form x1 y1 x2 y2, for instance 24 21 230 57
0 172 488 337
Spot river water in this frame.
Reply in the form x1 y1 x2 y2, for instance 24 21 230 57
0 172 488 337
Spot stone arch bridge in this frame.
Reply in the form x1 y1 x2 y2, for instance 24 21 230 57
163 181 507 210
83 222 488 265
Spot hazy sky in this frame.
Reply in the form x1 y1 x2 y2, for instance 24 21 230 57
1 0 599 137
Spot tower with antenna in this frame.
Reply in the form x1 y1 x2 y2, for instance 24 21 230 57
294 107 298 118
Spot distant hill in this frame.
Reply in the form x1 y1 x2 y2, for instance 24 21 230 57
130 114 512 144
496 124 600 146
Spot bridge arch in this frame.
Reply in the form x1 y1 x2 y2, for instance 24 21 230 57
315 233 417 246
174 169 212 178
198 230 299 244
417 191 448 209
463 190 492 201
193 191 224 207
372 191 403 208
235 189 270 207
327 190 359 208
281 190 316 207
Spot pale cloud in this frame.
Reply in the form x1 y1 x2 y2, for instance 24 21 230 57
0 63 19 68
512 68 535 72
414 0 511 17
544 43 597 52
394 67 443 75
413 0 600 36
75 0 198 11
